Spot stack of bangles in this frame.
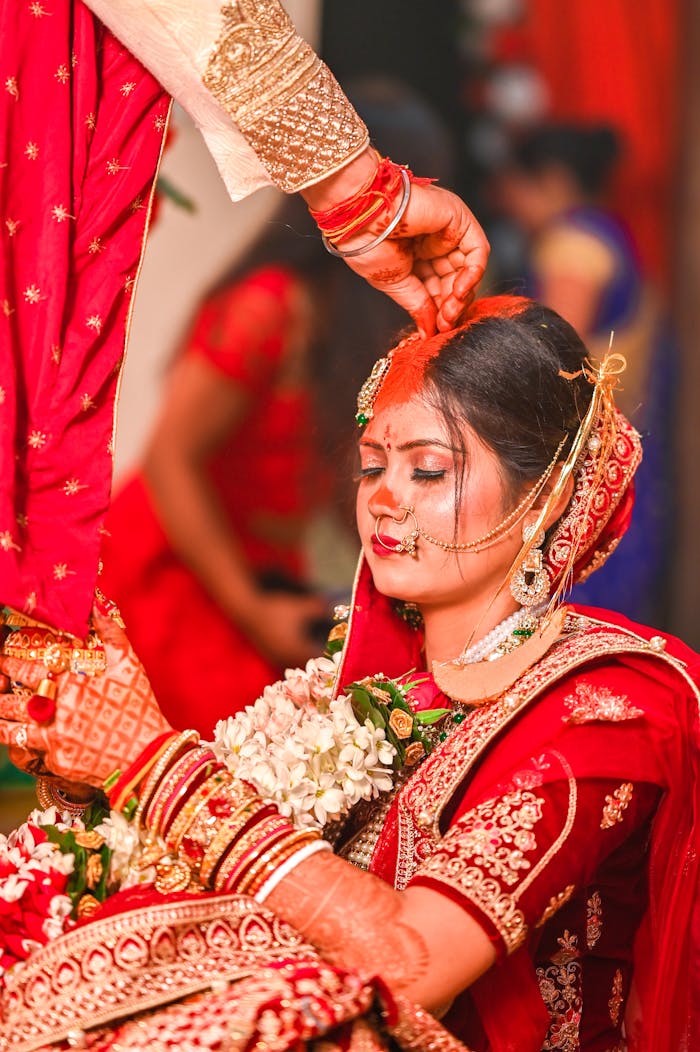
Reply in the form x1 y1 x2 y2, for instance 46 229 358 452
104 731 330 903
309 152 432 259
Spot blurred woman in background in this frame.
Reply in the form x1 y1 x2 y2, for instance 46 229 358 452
496 122 677 626
101 81 455 734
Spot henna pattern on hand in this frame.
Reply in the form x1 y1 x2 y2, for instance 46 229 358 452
268 852 431 992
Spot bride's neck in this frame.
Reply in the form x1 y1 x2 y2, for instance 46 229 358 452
420 592 520 668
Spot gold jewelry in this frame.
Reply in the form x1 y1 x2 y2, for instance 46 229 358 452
374 506 419 556
356 354 394 426
0 627 106 677
35 776 96 816
403 436 567 556
510 523 550 608
198 801 264 886
167 773 235 853
134 730 199 827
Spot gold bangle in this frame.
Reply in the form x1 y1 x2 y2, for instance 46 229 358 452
147 748 214 839
240 831 319 897
234 829 309 896
198 800 266 886
167 772 234 854
134 730 199 827
160 753 218 837
216 817 294 894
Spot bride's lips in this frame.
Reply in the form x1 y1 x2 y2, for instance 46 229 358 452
372 533 403 556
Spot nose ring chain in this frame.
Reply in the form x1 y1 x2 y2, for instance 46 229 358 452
374 507 420 557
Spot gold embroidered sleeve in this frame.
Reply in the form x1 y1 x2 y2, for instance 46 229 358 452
408 750 662 957
203 1 369 192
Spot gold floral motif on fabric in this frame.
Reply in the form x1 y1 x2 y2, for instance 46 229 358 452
601 783 634 830
608 968 624 1027
536 930 583 1051
203 1 368 191
563 681 643 725
536 884 576 929
413 789 545 952
586 890 603 949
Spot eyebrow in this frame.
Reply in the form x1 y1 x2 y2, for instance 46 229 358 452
359 438 457 452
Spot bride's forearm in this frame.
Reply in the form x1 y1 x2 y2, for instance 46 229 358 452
266 850 496 1012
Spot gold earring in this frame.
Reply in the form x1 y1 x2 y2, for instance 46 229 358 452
510 524 550 608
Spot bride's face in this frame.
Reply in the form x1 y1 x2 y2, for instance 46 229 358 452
355 394 526 610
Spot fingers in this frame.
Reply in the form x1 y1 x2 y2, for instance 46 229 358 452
377 272 438 338
0 654 48 690
0 716 47 753
91 604 131 651
8 744 51 776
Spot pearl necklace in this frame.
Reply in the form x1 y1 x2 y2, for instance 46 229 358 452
458 605 547 665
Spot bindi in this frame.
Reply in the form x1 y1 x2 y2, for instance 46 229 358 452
383 424 392 450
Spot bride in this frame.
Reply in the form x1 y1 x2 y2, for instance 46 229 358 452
0 296 698 1051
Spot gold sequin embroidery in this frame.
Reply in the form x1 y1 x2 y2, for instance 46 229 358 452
608 968 624 1026
203 0 368 192
412 789 544 953
601 783 634 830
564 681 644 724
586 890 603 949
536 884 576 929
536 930 582 1051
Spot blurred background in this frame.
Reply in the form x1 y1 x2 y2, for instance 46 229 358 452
4 0 700 818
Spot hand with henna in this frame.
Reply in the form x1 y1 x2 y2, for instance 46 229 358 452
302 147 489 338
0 607 172 787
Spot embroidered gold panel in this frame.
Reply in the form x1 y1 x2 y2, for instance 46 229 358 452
203 1 368 191
0 894 309 1052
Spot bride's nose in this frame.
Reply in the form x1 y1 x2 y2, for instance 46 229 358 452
367 484 405 520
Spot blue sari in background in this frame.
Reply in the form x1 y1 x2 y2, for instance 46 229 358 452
529 207 677 625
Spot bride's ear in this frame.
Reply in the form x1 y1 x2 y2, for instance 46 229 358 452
534 464 575 533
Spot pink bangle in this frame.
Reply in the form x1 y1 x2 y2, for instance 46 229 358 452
217 824 291 893
160 751 217 836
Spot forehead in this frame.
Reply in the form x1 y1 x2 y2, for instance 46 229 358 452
361 396 450 447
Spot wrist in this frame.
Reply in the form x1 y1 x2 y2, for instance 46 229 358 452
301 146 379 212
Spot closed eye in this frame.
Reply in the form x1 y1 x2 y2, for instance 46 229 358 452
356 465 384 480
412 468 446 481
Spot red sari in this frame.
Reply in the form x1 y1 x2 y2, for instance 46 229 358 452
335 559 700 1051
4 555 698 1051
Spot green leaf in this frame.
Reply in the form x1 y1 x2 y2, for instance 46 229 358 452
414 708 451 726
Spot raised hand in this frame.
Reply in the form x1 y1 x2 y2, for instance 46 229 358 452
0 607 172 787
343 180 489 337
303 147 489 338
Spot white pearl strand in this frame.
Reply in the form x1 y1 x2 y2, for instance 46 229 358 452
458 604 547 665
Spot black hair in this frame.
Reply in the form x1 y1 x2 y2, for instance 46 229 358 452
421 302 593 525
509 123 621 197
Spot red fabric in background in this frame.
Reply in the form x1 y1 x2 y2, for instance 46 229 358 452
519 0 680 284
0 2 168 638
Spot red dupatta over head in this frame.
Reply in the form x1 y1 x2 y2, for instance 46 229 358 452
0 0 168 639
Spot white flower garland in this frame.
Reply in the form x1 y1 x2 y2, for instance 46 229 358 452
212 653 396 829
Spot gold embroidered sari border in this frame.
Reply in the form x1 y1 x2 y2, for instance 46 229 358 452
0 894 310 1052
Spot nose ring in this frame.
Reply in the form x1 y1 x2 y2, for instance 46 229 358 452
374 506 420 557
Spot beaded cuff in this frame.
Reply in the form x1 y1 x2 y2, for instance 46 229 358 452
203 0 368 193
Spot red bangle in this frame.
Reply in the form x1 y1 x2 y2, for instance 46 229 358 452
106 731 177 811
310 156 407 245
